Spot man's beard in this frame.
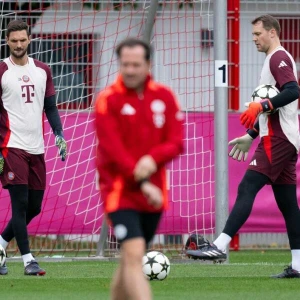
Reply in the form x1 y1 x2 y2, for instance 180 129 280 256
11 47 28 59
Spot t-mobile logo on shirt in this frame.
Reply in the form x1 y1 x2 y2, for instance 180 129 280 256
21 85 35 103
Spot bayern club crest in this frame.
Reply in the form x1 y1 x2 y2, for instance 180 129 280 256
8 172 15 180
22 75 30 83
150 100 166 114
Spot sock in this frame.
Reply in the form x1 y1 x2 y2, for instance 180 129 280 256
291 250 300 272
0 235 8 250
213 233 232 252
22 253 35 267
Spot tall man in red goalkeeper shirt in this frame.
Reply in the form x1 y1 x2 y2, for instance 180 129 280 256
95 38 184 300
0 20 67 276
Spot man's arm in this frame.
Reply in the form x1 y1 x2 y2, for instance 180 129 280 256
268 81 299 109
42 62 67 161
95 92 136 179
44 96 67 161
44 95 63 136
42 62 62 135
240 51 299 129
247 119 259 139
240 82 299 128
269 51 300 108
148 89 184 166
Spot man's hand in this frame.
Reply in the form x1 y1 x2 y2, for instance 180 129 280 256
0 153 4 175
140 181 163 209
240 102 263 128
228 134 253 161
55 135 67 161
240 100 273 128
134 155 157 182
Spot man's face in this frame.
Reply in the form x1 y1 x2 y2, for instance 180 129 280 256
119 45 150 90
252 21 275 54
6 30 30 59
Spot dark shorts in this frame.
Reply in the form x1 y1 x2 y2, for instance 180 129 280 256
248 137 298 184
1 148 46 190
107 209 162 244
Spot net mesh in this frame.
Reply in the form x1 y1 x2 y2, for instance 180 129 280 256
0 0 214 257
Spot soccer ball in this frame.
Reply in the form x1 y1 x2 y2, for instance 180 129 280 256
251 84 279 103
0 245 6 267
142 251 170 281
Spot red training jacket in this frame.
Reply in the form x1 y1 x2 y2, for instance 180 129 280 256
95 75 184 213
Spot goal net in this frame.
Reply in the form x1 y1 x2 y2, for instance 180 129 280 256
0 0 214 257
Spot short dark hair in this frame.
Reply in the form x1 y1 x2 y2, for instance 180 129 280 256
6 19 30 38
251 15 281 36
115 38 152 61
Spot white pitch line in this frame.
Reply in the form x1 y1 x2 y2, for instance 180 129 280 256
172 262 286 266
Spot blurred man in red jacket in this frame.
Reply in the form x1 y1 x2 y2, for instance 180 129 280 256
95 38 184 300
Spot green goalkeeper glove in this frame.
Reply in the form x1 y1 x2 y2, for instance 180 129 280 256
228 134 253 162
0 153 4 175
55 134 67 161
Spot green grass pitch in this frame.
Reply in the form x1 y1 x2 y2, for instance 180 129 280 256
0 250 299 300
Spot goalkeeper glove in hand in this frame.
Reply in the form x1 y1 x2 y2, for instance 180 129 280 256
228 134 253 162
240 100 273 128
55 135 67 161
0 153 4 175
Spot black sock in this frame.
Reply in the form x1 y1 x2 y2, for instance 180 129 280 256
223 170 269 237
2 189 44 245
272 184 300 249
4 185 30 255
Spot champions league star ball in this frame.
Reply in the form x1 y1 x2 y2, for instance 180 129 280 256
142 251 170 281
251 84 279 103
0 245 6 267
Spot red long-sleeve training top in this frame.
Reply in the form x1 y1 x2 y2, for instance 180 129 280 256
95 75 184 213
